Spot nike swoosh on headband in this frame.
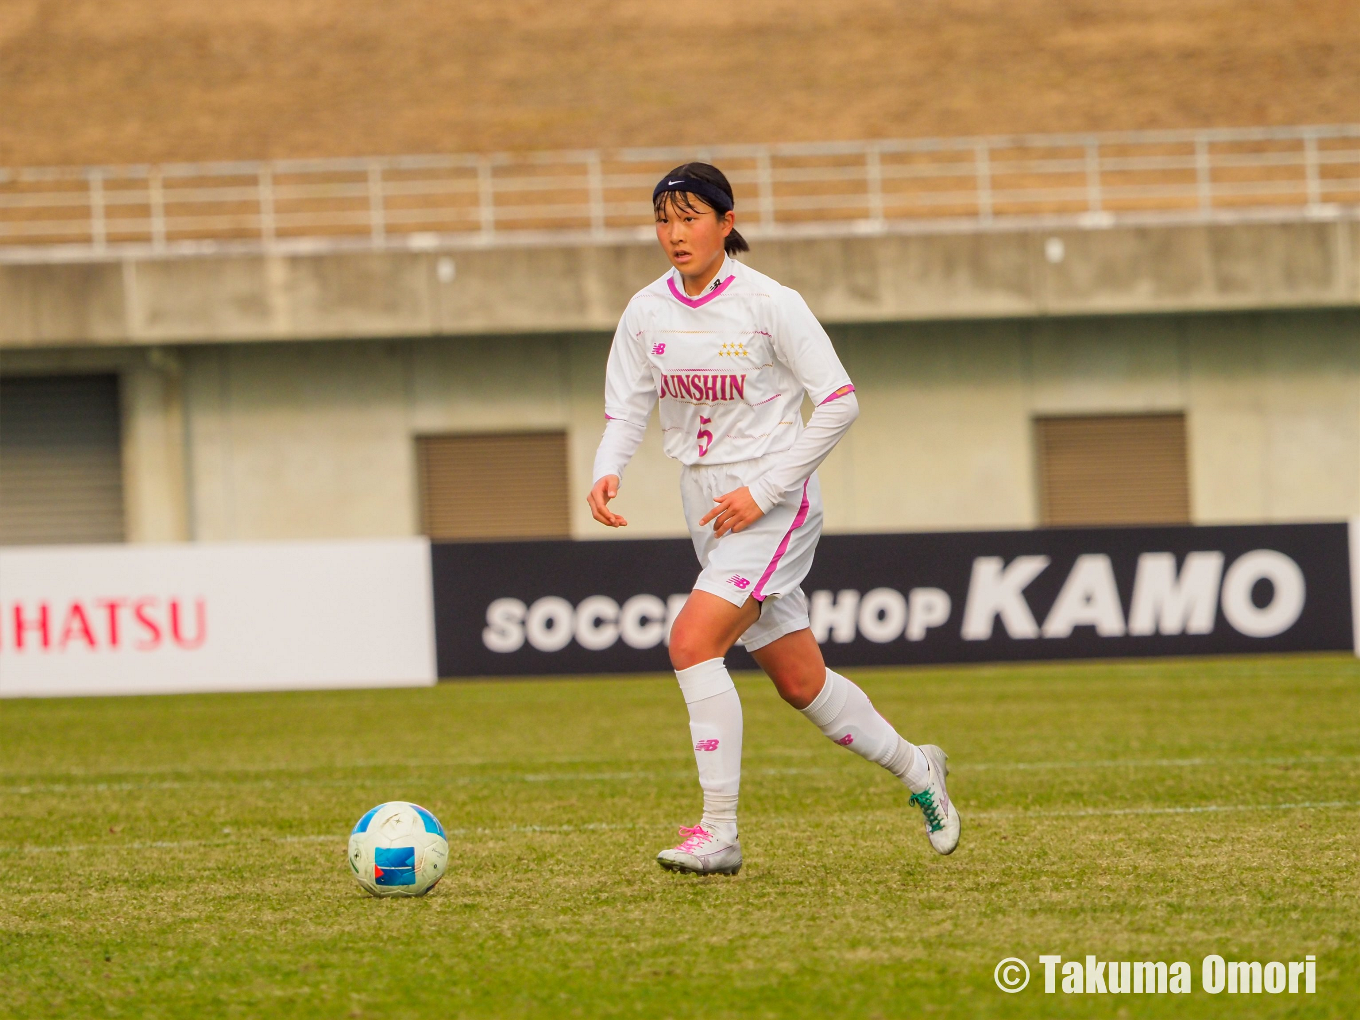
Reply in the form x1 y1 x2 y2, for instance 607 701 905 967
652 175 735 212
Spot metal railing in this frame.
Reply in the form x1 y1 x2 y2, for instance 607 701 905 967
2 124 1358 261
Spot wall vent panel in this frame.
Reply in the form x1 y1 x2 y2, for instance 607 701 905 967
1036 413 1190 526
0 374 125 545
418 431 570 540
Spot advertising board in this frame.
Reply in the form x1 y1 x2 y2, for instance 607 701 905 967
4 524 1352 693
0 539 437 697
431 524 1354 676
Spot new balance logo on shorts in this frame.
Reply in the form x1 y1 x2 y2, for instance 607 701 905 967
694 739 720 751
728 575 750 590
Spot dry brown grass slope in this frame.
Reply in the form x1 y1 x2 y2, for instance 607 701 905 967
2 0 1359 167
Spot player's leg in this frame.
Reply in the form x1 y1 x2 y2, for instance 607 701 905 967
747 619 961 855
656 457 788 876
655 591 759 875
669 589 760 669
731 465 960 856
749 627 926 778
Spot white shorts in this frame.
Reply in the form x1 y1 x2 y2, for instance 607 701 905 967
680 452 823 652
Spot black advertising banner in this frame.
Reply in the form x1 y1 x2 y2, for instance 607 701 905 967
430 523 1355 677
432 538 703 677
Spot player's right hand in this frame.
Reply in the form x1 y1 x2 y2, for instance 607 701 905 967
587 475 629 527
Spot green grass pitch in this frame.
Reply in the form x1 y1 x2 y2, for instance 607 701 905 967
2 654 1358 1018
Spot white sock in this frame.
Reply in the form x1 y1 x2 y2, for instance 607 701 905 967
674 658 742 841
800 668 931 793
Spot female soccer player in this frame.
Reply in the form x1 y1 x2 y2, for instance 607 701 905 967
588 163 960 874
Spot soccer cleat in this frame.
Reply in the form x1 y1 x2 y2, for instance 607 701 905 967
656 824 742 875
909 744 961 855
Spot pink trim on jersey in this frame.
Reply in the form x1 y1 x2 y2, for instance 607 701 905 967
667 274 736 308
752 480 811 601
819 384 856 405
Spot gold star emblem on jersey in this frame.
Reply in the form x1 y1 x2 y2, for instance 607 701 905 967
718 340 749 358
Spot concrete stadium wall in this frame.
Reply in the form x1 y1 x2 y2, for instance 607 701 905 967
824 311 1360 532
3 218 1359 349
4 309 1358 542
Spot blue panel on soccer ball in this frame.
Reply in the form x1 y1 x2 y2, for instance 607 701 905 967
411 804 445 838
373 846 416 886
352 805 382 834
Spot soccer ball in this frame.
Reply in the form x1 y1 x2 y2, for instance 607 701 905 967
348 801 448 897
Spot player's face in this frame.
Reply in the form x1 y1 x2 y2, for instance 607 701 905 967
655 195 734 278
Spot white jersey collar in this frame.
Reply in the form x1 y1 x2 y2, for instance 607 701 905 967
667 256 738 308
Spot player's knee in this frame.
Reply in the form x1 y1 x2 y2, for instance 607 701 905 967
668 642 703 671
770 665 823 710
668 620 713 670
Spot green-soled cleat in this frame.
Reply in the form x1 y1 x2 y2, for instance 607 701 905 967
909 744 961 855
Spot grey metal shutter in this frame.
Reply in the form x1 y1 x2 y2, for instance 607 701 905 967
417 431 570 540
0 374 126 545
1036 413 1190 526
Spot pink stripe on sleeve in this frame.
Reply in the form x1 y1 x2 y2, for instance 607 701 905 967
819 384 856 405
751 480 811 601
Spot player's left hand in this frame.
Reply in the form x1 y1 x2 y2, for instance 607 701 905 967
701 486 764 537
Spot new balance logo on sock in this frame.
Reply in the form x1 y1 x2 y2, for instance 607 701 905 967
835 733 854 746
694 739 720 751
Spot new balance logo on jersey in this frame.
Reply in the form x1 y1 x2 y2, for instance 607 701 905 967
651 343 666 355
659 373 747 403
728 576 751 590
694 739 720 751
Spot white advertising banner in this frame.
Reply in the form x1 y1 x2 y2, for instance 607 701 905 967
0 539 436 697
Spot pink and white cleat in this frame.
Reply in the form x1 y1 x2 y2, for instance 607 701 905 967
656 824 742 875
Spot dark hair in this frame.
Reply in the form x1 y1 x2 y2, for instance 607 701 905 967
652 162 750 255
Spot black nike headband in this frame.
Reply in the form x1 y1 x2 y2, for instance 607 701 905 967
652 175 735 214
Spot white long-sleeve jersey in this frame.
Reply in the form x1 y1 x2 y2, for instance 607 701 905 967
593 257 858 512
